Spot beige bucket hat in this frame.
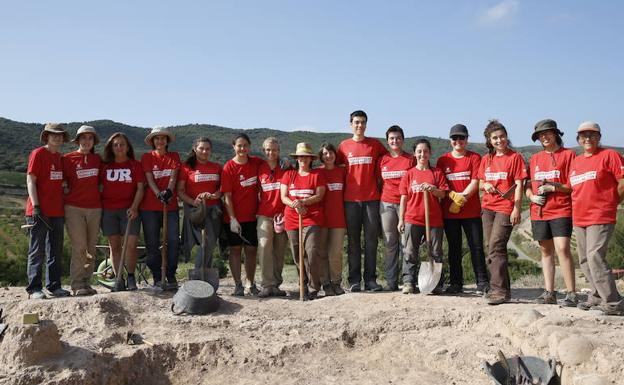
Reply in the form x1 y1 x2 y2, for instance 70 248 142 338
71 125 100 145
40 123 70 144
144 126 175 146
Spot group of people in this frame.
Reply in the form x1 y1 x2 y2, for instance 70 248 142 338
24 111 624 315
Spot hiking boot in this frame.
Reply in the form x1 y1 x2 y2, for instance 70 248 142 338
166 277 178 291
383 283 399 292
126 275 138 291
272 287 287 297
402 283 414 294
349 283 361 293
589 305 624 316
365 281 383 292
559 291 578 307
577 301 600 311
84 286 98 295
48 287 71 297
333 284 345 296
153 280 163 289
74 288 91 296
535 290 557 305
112 279 126 292
258 287 273 298
233 282 245 296
305 290 318 301
322 283 336 296
30 290 46 300
248 282 260 296
487 293 508 306
445 284 463 294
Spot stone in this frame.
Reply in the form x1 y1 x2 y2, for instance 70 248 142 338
515 309 544 327
557 335 594 366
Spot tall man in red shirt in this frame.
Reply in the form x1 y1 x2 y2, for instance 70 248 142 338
337 110 388 292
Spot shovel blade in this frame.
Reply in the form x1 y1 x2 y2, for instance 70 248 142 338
188 268 220 291
418 260 443 295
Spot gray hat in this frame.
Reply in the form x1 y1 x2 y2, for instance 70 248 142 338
577 121 601 133
144 126 175 146
40 123 70 144
449 124 468 138
532 119 564 142
71 125 100 145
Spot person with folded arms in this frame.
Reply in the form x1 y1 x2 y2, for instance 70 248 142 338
100 132 145 291
570 121 624 316
437 124 489 295
478 120 527 305
525 119 577 306
140 127 181 290
25 123 72 299
62 125 102 296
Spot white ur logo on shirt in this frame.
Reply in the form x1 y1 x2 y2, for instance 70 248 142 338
107 169 132 182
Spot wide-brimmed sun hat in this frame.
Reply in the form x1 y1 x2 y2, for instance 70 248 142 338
290 142 318 158
144 126 175 146
531 119 564 142
40 123 70 144
71 125 100 145
577 121 601 134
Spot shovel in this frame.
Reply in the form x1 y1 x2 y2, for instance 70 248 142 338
114 217 133 291
298 213 305 301
417 190 443 295
160 203 168 290
188 227 220 291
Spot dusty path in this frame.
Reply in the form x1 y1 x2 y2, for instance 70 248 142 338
1 281 623 385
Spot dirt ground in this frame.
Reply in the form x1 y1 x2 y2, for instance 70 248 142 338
1 280 623 385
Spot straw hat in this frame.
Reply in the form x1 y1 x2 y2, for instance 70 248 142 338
71 125 100 145
40 123 70 144
144 126 175 146
289 142 318 158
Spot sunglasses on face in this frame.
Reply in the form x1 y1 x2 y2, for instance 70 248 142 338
450 135 466 141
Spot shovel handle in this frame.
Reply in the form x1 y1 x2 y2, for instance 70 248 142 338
423 190 430 244
116 217 133 283
298 213 304 301
161 204 168 289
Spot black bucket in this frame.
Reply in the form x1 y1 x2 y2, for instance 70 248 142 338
171 280 219 315
482 355 560 385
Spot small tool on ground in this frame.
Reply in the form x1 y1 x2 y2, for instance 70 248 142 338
482 350 560 385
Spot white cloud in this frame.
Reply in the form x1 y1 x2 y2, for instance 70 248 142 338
479 0 519 25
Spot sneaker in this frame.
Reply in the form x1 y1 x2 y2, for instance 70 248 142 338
589 305 624 316
153 280 163 289
365 281 383 292
577 301 600 311
383 283 399 292
248 282 260 296
233 282 245 296
559 291 578 307
48 287 71 297
322 283 336 296
487 293 508 306
333 284 345 296
445 284 463 294
112 279 126 292
349 283 361 293
166 277 178 291
30 290 46 300
272 287 287 297
535 290 557 305
402 283 414 294
476 283 490 296
258 287 273 298
126 275 138 291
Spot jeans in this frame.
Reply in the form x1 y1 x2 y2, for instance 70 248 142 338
380 201 402 288
443 217 489 287
26 215 64 293
482 209 513 298
344 200 380 285
141 209 180 282
182 203 221 270
402 223 444 284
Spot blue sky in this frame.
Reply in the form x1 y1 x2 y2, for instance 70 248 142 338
1 0 622 145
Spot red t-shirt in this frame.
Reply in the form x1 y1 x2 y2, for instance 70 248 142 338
379 152 415 204
257 162 286 217
527 148 575 221
478 150 527 215
221 156 262 223
281 169 326 230
337 137 388 202
398 167 449 227
140 151 181 211
100 159 145 210
320 166 347 228
25 147 64 217
570 148 624 227
62 151 101 209
179 161 221 207
436 151 482 219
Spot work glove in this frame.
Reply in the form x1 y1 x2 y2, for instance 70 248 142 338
448 191 467 207
530 195 546 206
537 184 556 195
230 218 241 234
33 205 42 216
157 188 173 204
449 202 462 214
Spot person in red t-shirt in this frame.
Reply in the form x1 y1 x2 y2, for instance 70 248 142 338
100 132 145 291
280 143 326 300
570 121 624 316
62 125 102 296
140 127 181 290
525 119 577 307
478 120 527 305
177 137 222 283
221 133 262 296
318 142 347 296
436 124 489 295
398 139 449 294
25 123 71 299
378 125 414 291
256 137 289 298
337 110 388 292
